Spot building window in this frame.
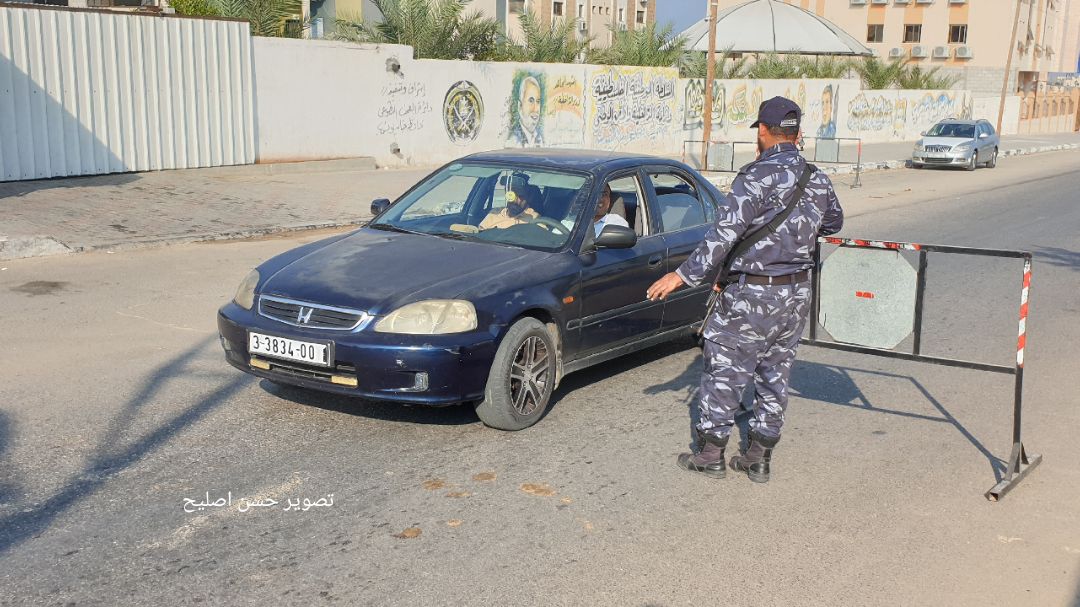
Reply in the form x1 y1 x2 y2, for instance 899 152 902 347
903 24 922 43
949 24 968 44
636 9 645 23
553 1 564 16
577 3 584 17
618 7 624 22
867 24 884 43
508 0 525 13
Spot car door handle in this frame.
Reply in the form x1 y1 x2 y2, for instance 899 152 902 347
648 255 663 267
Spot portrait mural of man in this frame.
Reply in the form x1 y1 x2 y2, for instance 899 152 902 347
817 84 837 139
508 72 545 147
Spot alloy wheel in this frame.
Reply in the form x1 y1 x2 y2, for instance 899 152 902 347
508 336 550 416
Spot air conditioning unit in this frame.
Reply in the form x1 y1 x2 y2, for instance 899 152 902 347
910 45 928 58
955 46 974 59
639 0 647 5
949 0 966 3
932 46 948 58
894 0 910 4
888 47 904 58
871 0 888 4
915 0 932 4
850 0 867 4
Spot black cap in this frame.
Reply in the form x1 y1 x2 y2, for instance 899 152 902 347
750 96 802 129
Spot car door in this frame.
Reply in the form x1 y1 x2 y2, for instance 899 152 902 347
642 166 717 331
573 170 666 356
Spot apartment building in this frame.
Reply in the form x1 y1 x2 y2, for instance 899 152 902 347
704 0 1080 94
471 0 657 48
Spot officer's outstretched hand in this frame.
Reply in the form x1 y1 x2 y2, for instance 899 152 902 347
646 272 687 301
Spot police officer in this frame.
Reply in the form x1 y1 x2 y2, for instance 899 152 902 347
646 97 844 483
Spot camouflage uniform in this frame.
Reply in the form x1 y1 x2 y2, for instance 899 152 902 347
676 141 844 441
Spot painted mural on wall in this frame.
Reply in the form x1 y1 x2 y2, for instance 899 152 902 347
506 71 546 147
546 74 586 146
377 80 433 135
847 90 970 138
589 68 676 147
812 83 838 139
443 80 484 144
682 79 725 129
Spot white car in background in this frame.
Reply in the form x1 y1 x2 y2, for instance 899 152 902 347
912 119 1000 171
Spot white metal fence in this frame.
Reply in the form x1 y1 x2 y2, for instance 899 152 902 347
0 5 255 182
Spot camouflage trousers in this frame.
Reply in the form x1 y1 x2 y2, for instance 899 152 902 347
697 280 812 440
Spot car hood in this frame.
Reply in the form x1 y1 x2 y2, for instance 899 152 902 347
259 228 555 314
920 136 974 147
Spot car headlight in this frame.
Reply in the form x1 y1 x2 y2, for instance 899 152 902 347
233 269 260 310
954 143 972 152
914 141 924 151
374 300 478 334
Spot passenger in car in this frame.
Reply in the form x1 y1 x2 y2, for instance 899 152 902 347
480 183 540 230
593 184 630 237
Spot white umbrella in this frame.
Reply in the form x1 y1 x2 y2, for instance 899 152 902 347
681 0 873 56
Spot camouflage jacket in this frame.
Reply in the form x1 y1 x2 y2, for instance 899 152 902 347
676 142 844 286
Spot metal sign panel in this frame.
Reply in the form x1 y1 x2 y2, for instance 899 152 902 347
819 247 916 349
707 142 734 172
815 138 840 163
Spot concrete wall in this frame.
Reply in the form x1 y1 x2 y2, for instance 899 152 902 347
971 96 1022 135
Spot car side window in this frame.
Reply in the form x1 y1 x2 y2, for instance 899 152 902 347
606 174 649 237
647 171 708 233
985 123 996 136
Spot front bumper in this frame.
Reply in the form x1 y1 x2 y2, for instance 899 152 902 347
218 303 496 405
912 151 973 166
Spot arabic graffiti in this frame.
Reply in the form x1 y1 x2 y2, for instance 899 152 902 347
378 80 432 135
681 79 725 130
590 68 676 146
182 491 336 513
546 74 585 146
443 80 484 144
911 92 970 126
846 92 896 132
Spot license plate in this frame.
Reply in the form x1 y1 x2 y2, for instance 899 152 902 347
249 332 331 367
926 153 947 159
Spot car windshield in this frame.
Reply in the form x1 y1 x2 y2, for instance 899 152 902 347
927 123 975 138
369 162 592 251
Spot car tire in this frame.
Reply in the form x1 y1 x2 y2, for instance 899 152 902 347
912 162 923 169
475 317 556 431
986 148 998 168
965 154 977 171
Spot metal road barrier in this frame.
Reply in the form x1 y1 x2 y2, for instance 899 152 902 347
683 137 864 188
803 237 1040 501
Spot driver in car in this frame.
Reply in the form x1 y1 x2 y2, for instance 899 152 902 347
480 183 540 230
593 184 629 237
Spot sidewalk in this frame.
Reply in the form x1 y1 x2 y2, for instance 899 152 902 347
2 132 1078 261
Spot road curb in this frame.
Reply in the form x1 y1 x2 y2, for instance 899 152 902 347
703 142 1079 188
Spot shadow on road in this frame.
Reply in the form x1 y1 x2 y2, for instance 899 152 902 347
260 380 478 426
643 352 1007 480
0 411 21 506
0 336 250 556
1032 246 1080 272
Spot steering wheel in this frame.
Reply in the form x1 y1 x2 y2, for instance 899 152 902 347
531 217 571 236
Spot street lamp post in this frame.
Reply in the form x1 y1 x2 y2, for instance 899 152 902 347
701 0 718 169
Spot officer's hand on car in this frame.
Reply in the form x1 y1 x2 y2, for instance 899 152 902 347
646 272 686 301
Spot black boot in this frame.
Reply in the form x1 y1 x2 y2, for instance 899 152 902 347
730 431 779 483
676 433 729 478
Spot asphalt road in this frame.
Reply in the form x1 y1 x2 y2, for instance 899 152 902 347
1 151 1079 606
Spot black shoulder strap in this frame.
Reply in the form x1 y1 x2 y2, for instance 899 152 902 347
715 163 817 286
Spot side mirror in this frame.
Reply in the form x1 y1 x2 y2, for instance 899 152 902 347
978 132 989 139
919 131 926 137
595 225 637 249
371 198 392 216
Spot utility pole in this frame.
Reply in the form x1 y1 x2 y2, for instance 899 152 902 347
998 0 1025 134
701 0 718 169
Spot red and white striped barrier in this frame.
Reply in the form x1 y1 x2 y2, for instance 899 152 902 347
1017 258 1032 368
820 236 922 251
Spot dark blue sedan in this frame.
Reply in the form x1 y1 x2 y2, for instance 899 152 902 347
218 149 723 430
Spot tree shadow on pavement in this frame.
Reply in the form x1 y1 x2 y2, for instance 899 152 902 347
0 336 250 556
643 354 1007 481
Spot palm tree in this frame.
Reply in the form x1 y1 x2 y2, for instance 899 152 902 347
896 64 958 89
746 53 803 79
853 56 905 89
588 23 687 68
681 48 750 79
215 0 304 37
501 10 590 63
333 0 502 61
797 56 853 79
